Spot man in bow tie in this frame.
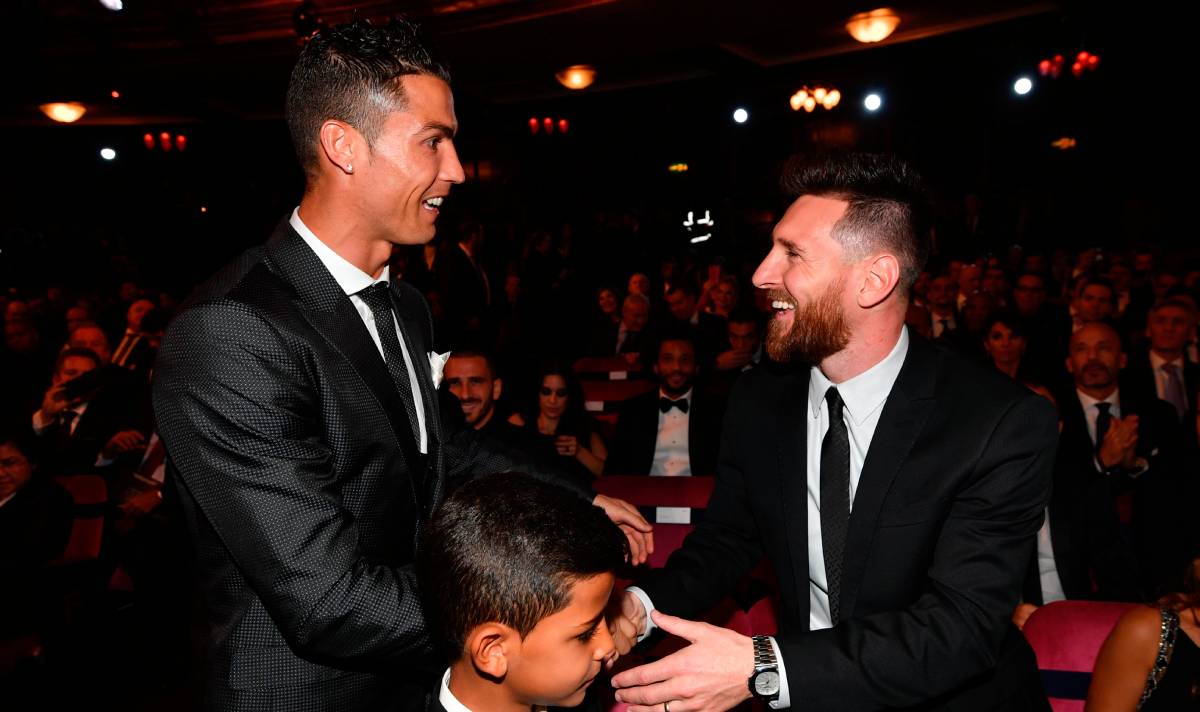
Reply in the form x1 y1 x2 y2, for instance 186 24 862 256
606 327 726 521
152 19 650 712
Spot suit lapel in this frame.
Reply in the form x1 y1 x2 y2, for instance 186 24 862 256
775 366 812 629
837 336 938 621
263 224 423 472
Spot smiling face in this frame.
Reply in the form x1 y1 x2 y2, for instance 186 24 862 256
752 195 853 364
354 74 465 246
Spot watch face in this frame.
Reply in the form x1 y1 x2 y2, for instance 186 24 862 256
754 670 780 696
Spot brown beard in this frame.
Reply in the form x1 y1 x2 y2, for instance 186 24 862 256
765 279 850 364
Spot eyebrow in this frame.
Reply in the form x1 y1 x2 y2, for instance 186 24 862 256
775 237 805 255
419 121 457 138
578 610 605 630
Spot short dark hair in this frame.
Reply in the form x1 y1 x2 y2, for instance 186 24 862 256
1078 276 1115 302
446 349 498 379
665 282 698 300
56 347 101 374
654 323 699 358
422 472 627 656
780 152 931 293
727 306 761 328
286 18 450 179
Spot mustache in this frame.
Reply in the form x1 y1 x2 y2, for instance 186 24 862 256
767 289 793 303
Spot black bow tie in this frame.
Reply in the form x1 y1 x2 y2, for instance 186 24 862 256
660 397 689 414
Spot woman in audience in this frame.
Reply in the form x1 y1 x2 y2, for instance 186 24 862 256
595 285 621 327
982 311 1029 380
1087 552 1200 710
508 362 607 485
702 275 739 319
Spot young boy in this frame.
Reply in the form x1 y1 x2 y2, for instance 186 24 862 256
422 471 628 711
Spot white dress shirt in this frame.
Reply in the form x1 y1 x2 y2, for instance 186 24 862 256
630 327 909 709
806 326 909 630
290 208 428 453
1035 510 1066 603
651 387 693 523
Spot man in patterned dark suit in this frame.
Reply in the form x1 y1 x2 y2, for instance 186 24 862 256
152 19 650 712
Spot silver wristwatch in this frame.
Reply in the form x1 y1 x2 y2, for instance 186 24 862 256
749 635 780 702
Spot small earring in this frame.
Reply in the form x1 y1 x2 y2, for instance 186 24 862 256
345 163 353 173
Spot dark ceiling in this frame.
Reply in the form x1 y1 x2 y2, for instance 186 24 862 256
12 0 1062 124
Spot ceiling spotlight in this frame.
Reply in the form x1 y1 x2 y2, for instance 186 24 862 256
864 93 883 112
556 65 596 90
732 108 749 124
1013 77 1033 95
99 148 117 161
99 0 123 9
846 8 900 43
40 102 87 123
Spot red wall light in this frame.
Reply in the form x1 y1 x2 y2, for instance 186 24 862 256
558 118 569 134
529 117 539 134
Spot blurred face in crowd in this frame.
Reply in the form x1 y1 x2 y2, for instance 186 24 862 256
1012 275 1047 315
925 276 955 312
69 325 112 363
665 289 697 321
119 281 140 303
4 321 38 354
982 268 1008 299
655 339 697 397
620 296 649 333
53 353 98 388
1075 284 1114 324
947 260 963 282
958 264 982 296
444 355 501 429
911 271 930 301
5 299 30 324
627 273 650 297
984 321 1026 369
126 299 156 331
65 306 91 334
1147 305 1193 357
0 442 34 500
1134 252 1155 275
752 195 852 364
711 280 738 313
727 320 761 353
1153 272 1180 300
1108 264 1133 292
1067 323 1126 394
597 288 619 317
538 374 569 421
1024 254 1048 274
962 293 996 333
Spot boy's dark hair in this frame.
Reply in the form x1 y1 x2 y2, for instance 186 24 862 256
422 472 627 656
286 18 450 180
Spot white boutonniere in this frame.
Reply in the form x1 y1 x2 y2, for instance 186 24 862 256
429 351 451 388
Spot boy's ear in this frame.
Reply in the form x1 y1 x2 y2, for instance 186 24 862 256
466 622 517 680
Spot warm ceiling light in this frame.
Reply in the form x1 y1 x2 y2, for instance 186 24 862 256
40 102 87 123
846 8 900 43
556 65 596 90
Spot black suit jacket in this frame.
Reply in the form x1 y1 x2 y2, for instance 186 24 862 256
637 334 1058 710
604 389 725 477
1055 386 1192 596
153 221 589 712
1122 350 1200 422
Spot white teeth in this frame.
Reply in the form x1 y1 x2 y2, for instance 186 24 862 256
424 197 444 208
772 300 795 310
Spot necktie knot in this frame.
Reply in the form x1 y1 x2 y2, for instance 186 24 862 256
825 386 845 420
659 397 689 414
357 282 392 311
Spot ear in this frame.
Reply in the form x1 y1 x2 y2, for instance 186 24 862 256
466 622 516 680
492 378 503 402
1065 355 1075 375
856 254 902 309
317 119 359 176
1119 352 1128 370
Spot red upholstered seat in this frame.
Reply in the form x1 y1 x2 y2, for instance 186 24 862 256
49 475 107 564
1022 599 1140 711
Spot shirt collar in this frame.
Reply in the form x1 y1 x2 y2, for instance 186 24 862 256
659 387 693 404
1076 388 1119 412
438 669 474 712
0 493 15 509
1149 351 1184 371
808 326 909 426
290 207 389 296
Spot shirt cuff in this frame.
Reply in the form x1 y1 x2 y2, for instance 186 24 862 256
768 637 791 708
624 586 657 642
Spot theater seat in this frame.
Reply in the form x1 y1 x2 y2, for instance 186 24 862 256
581 380 656 413
1021 600 1140 712
49 475 107 565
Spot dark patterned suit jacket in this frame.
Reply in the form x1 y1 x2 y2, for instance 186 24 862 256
153 220 587 712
